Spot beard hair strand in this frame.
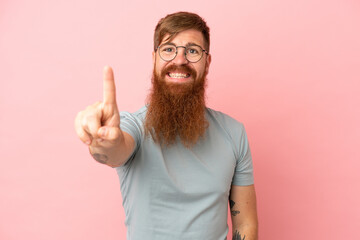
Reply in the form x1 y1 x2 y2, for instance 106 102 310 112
144 65 209 148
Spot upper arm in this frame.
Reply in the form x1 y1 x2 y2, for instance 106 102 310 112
229 184 258 229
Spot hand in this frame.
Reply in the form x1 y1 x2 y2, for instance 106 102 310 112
74 66 123 147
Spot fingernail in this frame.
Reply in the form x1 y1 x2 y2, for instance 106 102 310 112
100 128 107 137
85 140 91 145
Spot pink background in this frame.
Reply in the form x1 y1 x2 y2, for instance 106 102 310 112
1 0 359 239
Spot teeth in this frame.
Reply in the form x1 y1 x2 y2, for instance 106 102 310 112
169 73 188 78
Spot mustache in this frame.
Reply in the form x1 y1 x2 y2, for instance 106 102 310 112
146 64 207 147
160 64 197 79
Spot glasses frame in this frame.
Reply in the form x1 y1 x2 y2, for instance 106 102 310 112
156 43 209 63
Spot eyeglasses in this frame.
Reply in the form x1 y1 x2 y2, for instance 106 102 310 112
157 43 208 63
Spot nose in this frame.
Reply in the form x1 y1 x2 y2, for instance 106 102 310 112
172 47 188 65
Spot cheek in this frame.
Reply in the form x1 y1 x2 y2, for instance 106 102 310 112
196 59 208 75
195 65 206 78
154 60 166 74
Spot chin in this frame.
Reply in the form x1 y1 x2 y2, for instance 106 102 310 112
165 81 194 96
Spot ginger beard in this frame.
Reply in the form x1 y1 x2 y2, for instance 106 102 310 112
144 64 209 148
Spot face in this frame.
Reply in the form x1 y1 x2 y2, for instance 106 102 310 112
152 29 211 86
145 29 211 147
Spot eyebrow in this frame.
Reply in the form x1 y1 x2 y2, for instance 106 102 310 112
186 42 202 48
166 42 203 48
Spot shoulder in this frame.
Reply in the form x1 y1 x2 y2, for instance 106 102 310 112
206 107 245 131
120 105 147 121
119 106 148 139
205 108 249 157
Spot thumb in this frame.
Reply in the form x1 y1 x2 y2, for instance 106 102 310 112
97 126 122 141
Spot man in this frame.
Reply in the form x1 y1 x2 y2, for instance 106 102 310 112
75 12 258 240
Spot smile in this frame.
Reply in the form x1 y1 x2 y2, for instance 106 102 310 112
168 72 190 78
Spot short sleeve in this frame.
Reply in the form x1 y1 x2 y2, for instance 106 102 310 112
118 110 144 165
231 124 254 186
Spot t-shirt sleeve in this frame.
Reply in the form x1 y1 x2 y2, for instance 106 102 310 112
231 123 254 186
119 111 143 165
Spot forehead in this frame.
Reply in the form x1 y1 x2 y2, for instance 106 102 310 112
160 29 205 47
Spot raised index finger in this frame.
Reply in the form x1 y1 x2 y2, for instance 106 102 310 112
103 66 117 105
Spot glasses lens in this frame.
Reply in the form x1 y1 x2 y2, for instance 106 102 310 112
159 44 177 61
185 45 203 62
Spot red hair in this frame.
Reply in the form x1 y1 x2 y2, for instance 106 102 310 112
153 12 210 52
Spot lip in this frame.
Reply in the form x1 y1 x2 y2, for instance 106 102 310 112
166 72 192 83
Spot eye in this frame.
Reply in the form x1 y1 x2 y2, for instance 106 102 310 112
160 45 176 53
187 47 200 55
163 47 174 52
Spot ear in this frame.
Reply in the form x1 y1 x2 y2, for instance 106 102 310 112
205 53 211 74
152 51 156 65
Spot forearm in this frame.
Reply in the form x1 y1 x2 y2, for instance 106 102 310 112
229 185 258 240
232 224 258 240
89 131 135 167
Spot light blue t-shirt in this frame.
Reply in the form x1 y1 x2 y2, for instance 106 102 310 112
116 106 254 240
